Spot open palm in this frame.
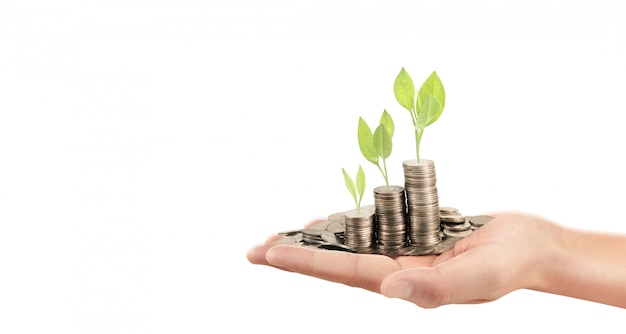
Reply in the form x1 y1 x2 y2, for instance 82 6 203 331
248 212 557 308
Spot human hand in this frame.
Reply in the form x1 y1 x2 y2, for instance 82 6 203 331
247 211 562 308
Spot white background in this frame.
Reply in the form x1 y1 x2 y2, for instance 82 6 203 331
1 0 625 333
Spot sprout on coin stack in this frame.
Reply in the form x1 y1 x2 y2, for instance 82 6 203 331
357 110 410 252
341 166 366 215
357 110 394 188
393 68 446 247
393 67 445 163
341 166 377 253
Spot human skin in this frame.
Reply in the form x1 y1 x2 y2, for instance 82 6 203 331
247 211 626 308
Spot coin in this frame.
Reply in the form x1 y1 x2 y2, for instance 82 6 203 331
442 221 471 232
326 220 345 233
440 213 466 223
439 206 459 214
443 229 473 238
328 212 346 222
469 215 495 227
275 236 300 245
309 220 331 231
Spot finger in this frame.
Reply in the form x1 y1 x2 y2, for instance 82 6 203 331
395 255 437 268
431 234 476 267
246 234 288 265
266 245 401 293
247 217 326 266
247 243 275 265
248 216 327 265
381 247 506 308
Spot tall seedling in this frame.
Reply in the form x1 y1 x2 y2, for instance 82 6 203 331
358 110 394 188
393 68 445 163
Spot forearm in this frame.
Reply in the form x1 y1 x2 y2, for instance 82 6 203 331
534 224 626 308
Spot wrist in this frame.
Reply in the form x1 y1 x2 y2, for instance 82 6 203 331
529 222 570 294
531 222 626 307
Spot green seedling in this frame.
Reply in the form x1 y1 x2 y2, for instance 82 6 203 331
342 165 366 214
393 67 445 163
358 110 394 187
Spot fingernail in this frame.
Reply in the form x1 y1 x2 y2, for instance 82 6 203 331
384 281 413 299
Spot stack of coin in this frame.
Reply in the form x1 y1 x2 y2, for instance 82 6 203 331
343 208 376 253
403 159 441 247
373 185 408 252
439 209 473 238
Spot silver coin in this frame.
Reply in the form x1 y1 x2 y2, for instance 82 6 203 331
443 229 473 238
275 236 300 245
439 206 459 214
278 230 302 236
309 220 331 231
469 215 495 227
328 212 346 222
326 220 345 233
440 213 466 223
442 221 471 232
320 230 339 244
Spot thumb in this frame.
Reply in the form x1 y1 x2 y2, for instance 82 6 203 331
380 250 506 308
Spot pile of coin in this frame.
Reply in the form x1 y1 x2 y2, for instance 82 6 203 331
373 185 408 253
403 159 441 247
276 207 495 257
273 159 497 257
439 207 473 238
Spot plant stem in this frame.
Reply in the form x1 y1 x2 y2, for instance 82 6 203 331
410 107 421 163
382 158 389 188
414 128 424 163
376 163 388 188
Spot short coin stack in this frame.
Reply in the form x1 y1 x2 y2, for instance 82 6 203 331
403 159 441 247
439 207 473 238
373 185 408 253
343 208 376 253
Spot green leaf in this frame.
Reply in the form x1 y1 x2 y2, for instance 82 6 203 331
373 124 393 159
356 165 366 200
379 109 394 138
393 67 415 112
418 71 445 125
342 168 357 201
358 117 379 165
416 96 441 130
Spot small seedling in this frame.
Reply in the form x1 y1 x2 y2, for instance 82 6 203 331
393 67 445 163
341 165 366 214
358 110 394 187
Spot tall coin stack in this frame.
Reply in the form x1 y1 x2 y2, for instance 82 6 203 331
402 159 441 247
343 208 376 253
373 185 408 252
